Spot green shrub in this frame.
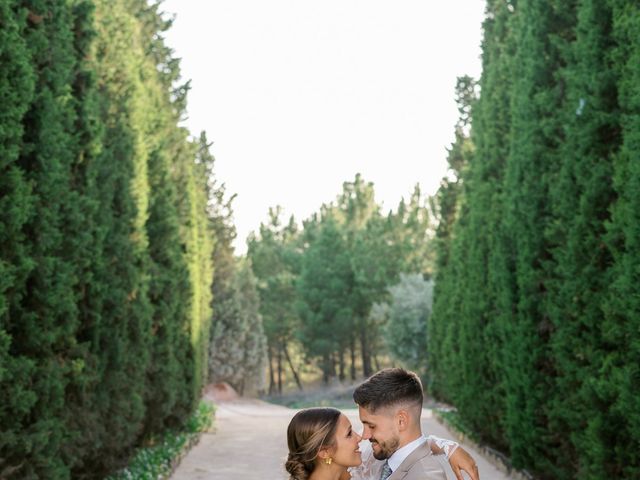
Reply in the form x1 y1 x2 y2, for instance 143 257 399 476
106 401 215 480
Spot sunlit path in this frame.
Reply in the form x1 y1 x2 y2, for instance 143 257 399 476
170 399 513 480
170 400 291 479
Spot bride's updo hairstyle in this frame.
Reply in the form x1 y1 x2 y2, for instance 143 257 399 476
285 407 341 480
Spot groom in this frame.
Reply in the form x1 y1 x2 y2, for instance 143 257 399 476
354 368 480 480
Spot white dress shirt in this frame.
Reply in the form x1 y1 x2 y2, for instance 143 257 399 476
387 435 428 473
348 435 458 480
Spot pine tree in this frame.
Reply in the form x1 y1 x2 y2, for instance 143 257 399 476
387 185 436 276
335 174 385 377
248 209 302 394
297 214 353 382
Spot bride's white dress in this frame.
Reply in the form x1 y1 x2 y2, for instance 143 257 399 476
348 436 458 480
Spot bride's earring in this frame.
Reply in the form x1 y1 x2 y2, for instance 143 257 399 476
324 457 333 465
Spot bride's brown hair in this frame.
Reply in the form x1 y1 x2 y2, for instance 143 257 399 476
285 407 341 480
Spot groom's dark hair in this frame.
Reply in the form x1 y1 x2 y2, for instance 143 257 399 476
353 367 423 413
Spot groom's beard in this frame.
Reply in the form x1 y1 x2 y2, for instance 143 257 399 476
370 437 400 460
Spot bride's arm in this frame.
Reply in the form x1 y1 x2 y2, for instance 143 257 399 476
426 435 459 457
428 436 479 480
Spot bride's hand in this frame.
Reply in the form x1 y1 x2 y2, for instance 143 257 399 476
449 447 480 480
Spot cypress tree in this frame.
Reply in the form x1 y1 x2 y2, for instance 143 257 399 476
80 0 154 472
428 76 475 400
468 0 518 452
546 1 622 477
234 259 268 395
499 0 575 472
1 0 215 476
206 136 266 394
603 1 640 477
209 259 267 395
145 140 193 434
435 0 516 451
0 1 94 477
430 1 640 477
140 12 195 437
0 2 38 477
203 131 240 390
469 1 516 449
184 133 215 401
57 0 107 473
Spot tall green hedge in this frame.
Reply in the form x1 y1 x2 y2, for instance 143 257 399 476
0 1 215 478
429 1 640 478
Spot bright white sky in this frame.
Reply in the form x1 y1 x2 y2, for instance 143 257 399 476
162 1 485 253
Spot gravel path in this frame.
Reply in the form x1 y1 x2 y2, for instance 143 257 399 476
170 399 513 480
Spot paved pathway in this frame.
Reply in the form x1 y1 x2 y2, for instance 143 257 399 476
170 399 513 480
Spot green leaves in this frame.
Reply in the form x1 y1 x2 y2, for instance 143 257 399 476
383 274 433 374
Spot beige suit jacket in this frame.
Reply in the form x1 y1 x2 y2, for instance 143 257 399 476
387 443 447 480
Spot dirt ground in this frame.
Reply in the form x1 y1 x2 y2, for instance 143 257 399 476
170 397 514 480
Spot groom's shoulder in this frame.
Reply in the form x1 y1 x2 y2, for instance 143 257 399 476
411 454 447 479
401 444 447 480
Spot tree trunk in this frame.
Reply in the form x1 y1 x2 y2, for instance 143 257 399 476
350 336 356 381
283 342 303 391
360 327 372 377
322 352 330 384
339 349 345 382
268 344 276 395
277 343 283 394
238 378 245 396
330 352 337 378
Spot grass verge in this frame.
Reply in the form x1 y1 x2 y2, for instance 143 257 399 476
434 408 480 443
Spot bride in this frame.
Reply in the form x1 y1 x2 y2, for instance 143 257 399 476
285 407 477 480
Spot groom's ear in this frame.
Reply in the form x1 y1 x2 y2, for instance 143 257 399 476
396 409 410 431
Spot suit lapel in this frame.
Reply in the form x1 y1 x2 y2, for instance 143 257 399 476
387 443 431 480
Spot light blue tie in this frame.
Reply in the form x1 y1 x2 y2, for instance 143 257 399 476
380 460 392 480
